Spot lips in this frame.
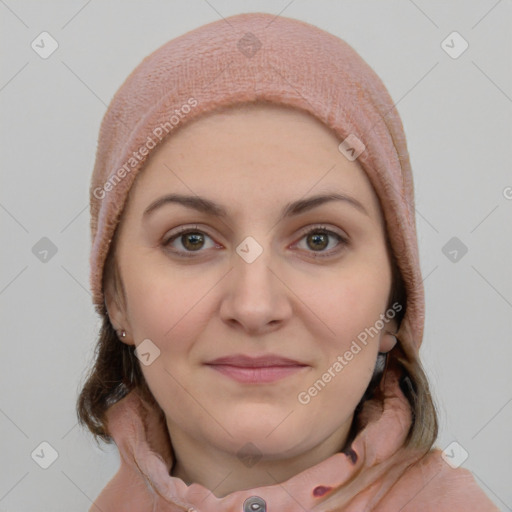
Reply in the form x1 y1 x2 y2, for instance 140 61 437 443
204 354 309 384
206 354 307 367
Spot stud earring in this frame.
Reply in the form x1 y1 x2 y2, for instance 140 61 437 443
116 329 127 339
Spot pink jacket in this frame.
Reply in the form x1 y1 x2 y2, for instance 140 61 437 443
90 368 499 511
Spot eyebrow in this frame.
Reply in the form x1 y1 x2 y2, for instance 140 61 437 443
143 191 369 221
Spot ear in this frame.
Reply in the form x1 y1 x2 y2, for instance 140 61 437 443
379 318 398 353
104 272 134 346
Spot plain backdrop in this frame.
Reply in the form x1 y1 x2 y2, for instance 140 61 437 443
1 1 511 510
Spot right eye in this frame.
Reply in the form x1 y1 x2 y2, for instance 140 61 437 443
162 226 221 257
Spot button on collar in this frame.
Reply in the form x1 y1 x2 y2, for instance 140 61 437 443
243 496 266 512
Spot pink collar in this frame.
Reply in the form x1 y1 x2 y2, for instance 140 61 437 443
99 367 497 511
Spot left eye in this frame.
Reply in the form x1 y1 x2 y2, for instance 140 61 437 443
162 225 347 257
294 227 347 256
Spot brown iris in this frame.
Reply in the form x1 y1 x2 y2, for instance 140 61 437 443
181 232 205 251
306 231 329 251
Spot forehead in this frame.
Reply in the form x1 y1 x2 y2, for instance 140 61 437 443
125 103 382 220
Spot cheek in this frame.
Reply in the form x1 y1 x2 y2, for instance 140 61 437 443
306 262 391 347
297 268 388 420
124 266 211 351
121 267 220 431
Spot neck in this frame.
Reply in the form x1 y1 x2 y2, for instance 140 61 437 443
168 418 353 498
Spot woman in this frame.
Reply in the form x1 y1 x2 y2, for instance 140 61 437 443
77 12 498 511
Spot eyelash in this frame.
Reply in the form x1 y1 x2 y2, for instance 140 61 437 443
162 224 349 259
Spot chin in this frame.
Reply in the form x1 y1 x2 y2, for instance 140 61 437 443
212 411 317 453
223 430 312 461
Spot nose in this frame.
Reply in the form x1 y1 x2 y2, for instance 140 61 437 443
219 242 292 335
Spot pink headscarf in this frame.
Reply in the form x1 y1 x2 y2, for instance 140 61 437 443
88 12 499 511
90 11 422 359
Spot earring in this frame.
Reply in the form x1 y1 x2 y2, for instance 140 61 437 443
379 334 399 388
116 329 127 339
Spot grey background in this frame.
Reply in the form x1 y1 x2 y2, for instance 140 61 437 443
1 1 511 510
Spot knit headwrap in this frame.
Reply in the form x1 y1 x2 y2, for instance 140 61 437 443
89 12 424 360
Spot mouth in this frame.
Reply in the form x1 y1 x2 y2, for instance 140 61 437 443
204 354 310 384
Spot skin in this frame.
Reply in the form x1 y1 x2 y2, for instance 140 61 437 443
105 103 398 497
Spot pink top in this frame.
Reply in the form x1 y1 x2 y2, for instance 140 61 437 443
86 12 499 512
90 367 499 511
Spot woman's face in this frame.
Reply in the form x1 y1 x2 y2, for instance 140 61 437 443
106 104 397 464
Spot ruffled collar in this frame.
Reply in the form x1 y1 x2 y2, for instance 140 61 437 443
103 365 436 511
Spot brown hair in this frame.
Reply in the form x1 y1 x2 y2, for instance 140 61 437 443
76 228 438 451
355 256 439 450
